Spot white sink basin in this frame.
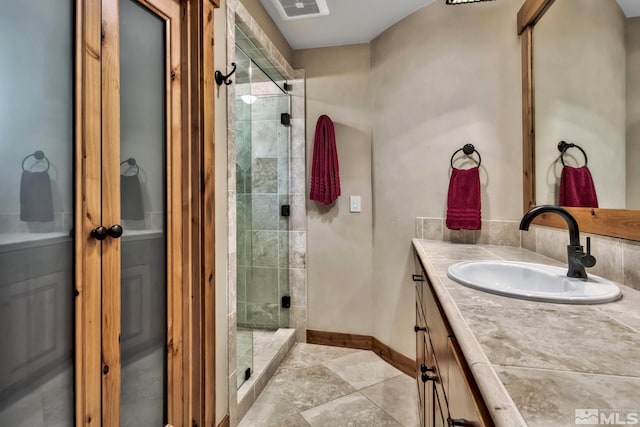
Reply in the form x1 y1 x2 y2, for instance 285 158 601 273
447 261 622 304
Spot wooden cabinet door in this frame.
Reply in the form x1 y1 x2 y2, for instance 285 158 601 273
446 338 493 427
416 304 426 427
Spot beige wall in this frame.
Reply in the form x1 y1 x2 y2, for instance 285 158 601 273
369 0 522 357
535 0 626 208
214 1 229 424
238 0 292 64
293 44 374 336
627 17 640 209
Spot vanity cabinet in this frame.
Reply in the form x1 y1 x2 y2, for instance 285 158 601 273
413 251 493 427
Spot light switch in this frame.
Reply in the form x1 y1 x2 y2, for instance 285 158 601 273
350 195 361 213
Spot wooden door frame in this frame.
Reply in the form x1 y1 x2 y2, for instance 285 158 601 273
75 0 216 425
75 0 102 424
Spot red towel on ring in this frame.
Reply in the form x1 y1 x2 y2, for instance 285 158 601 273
559 165 598 208
446 167 481 230
310 115 341 205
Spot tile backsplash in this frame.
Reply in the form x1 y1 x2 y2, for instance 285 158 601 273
415 217 640 291
522 225 640 292
416 217 521 247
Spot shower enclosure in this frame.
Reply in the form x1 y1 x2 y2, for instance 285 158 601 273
234 26 292 389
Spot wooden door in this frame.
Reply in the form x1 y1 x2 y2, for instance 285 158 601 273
76 0 186 425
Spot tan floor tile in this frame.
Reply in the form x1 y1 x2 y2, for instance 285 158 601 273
301 392 402 427
277 343 364 372
360 374 419 427
323 350 403 390
239 344 417 427
279 413 312 426
273 364 356 411
238 387 298 427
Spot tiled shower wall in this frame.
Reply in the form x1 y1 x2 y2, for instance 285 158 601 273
236 84 291 330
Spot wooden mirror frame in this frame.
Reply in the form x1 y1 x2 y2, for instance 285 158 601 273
518 0 640 241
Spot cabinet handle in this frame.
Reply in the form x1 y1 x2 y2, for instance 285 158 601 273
421 372 437 383
447 417 469 427
414 325 427 333
90 226 108 241
412 274 425 282
91 225 123 240
107 224 123 239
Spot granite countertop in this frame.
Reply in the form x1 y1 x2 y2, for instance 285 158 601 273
412 239 640 427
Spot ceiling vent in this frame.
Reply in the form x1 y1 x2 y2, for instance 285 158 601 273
268 0 329 20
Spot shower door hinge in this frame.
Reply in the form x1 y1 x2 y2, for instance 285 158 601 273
281 204 290 217
283 82 291 91
281 295 291 308
281 113 291 126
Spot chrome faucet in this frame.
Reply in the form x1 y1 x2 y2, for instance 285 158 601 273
519 205 596 280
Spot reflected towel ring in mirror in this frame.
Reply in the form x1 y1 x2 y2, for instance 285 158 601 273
558 141 588 167
120 157 140 176
21 150 50 172
450 143 482 169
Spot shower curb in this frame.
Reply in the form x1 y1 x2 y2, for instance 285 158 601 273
236 328 296 422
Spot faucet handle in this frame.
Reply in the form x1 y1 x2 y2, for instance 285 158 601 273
582 237 596 268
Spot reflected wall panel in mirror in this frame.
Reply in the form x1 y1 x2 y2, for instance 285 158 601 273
535 0 627 208
520 0 640 241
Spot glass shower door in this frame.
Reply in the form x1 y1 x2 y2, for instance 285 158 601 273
244 84 291 332
0 1 75 426
235 36 291 389
235 50 254 388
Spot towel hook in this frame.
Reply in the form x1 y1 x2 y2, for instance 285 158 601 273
120 157 140 176
558 141 588 167
215 62 237 86
21 150 50 172
450 144 481 169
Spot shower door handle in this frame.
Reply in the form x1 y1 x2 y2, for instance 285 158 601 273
90 226 108 241
107 224 123 239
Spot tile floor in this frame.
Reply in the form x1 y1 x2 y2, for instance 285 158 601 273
239 343 419 427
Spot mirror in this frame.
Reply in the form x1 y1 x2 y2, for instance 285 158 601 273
520 0 640 241
534 0 637 209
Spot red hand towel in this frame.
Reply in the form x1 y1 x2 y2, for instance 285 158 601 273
310 115 341 205
559 165 598 208
446 167 481 230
